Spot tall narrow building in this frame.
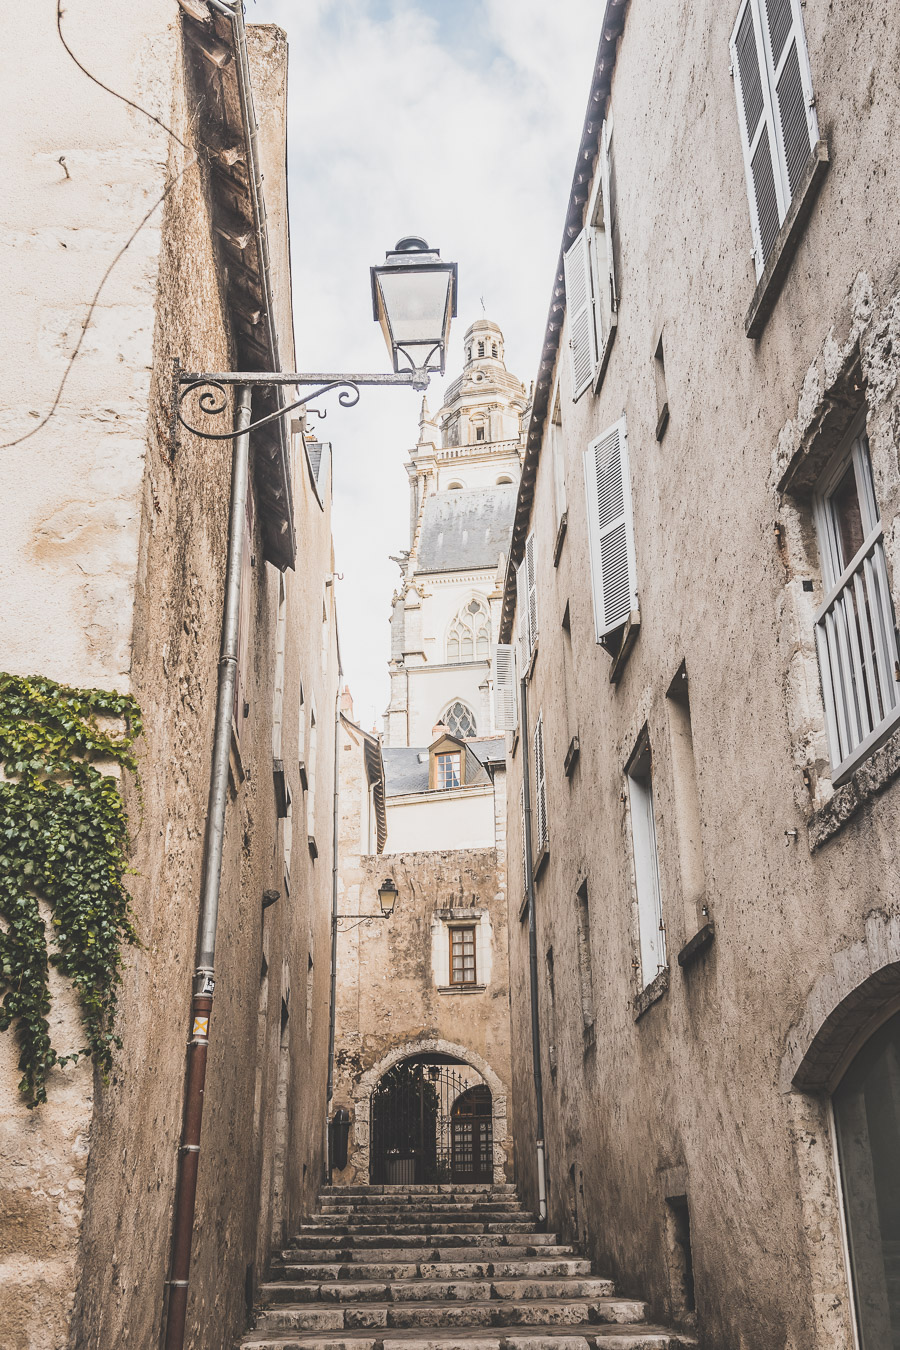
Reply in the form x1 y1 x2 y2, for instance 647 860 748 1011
384 319 528 751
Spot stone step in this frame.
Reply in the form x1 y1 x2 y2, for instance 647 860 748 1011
297 1222 542 1235
319 1185 517 1196
253 1298 650 1333
288 1234 561 1251
273 1260 594 1282
317 1209 528 1220
311 1214 532 1225
277 1246 578 1266
259 1278 617 1306
240 1333 695 1350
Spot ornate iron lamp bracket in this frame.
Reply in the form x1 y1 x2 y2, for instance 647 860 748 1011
171 358 429 447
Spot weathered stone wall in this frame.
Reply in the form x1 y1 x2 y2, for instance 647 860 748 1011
0 10 336 1350
334 729 513 1183
504 2 900 1347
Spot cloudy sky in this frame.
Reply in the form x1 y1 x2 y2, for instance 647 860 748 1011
248 0 600 730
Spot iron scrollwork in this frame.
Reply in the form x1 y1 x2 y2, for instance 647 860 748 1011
177 376 361 442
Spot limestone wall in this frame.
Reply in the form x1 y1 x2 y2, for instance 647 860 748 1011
333 749 513 1184
503 1 900 1345
0 10 337 1349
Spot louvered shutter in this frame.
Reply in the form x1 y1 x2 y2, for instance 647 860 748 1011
599 120 618 313
533 713 547 853
730 0 784 275
516 557 530 666
731 0 817 277
759 0 817 202
492 643 518 732
583 417 637 641
520 783 528 897
564 230 599 399
524 532 538 653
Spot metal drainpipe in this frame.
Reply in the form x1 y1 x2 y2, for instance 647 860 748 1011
164 385 253 1350
325 685 342 1181
520 674 548 1226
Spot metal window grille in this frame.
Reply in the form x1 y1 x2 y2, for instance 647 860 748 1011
450 925 477 985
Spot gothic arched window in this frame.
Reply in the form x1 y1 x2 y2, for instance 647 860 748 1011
447 597 491 665
443 700 477 738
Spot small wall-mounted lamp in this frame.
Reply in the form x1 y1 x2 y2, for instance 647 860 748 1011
378 877 399 917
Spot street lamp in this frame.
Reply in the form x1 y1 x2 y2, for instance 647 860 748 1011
377 877 399 917
371 237 457 377
173 237 457 443
335 877 399 930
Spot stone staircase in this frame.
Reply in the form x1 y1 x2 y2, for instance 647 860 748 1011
239 1183 697 1350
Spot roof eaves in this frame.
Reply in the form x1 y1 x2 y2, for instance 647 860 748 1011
499 0 629 643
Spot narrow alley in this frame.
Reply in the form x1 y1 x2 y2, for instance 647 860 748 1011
2 4 900 1350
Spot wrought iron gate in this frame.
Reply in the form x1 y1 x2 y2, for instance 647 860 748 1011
370 1059 493 1184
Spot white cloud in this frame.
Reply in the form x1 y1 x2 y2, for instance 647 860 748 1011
248 0 600 731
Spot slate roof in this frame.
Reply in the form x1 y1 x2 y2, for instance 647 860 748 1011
382 745 491 798
415 485 517 574
469 737 506 766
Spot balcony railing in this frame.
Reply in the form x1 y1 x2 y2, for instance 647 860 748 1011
814 524 900 783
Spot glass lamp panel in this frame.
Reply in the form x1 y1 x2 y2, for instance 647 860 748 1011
376 269 452 345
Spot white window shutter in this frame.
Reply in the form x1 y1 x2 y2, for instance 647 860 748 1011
516 557 530 666
583 417 637 640
492 643 518 731
564 229 599 398
533 713 547 853
524 532 538 653
759 0 818 202
599 119 617 314
520 783 528 896
730 0 785 276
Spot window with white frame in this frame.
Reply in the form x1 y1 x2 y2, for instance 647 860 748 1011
516 533 538 667
583 416 638 645
730 0 819 277
447 596 491 664
533 711 548 856
436 751 461 790
626 735 666 989
563 118 617 400
813 421 900 783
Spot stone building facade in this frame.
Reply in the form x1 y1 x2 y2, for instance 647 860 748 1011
0 7 338 1349
330 328 521 1188
499 1 900 1347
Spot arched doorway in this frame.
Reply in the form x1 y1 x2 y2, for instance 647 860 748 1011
370 1055 493 1184
833 1008 900 1348
450 1085 493 1183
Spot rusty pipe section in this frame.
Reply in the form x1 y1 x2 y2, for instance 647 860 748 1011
164 385 253 1350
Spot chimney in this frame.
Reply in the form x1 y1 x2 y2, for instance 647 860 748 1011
340 684 354 718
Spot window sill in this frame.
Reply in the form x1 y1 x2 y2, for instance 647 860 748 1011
809 720 900 851
745 141 830 340
525 639 539 682
677 921 715 969
633 967 669 1021
436 984 487 995
533 838 550 881
593 321 617 395
564 735 581 778
607 609 641 685
552 512 568 568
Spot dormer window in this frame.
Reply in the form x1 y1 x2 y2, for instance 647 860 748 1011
435 751 461 789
